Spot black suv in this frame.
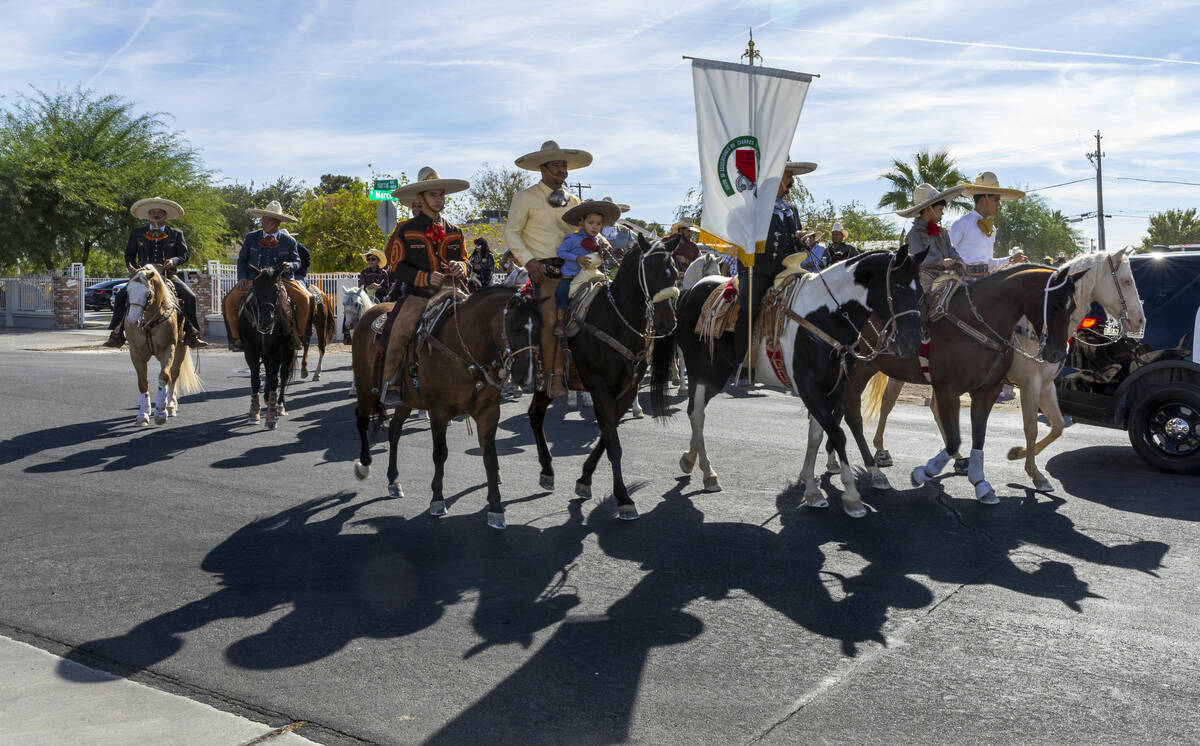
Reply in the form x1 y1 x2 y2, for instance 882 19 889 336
1056 251 1200 474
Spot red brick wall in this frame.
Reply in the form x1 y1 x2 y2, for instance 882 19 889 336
191 274 213 333
52 276 81 329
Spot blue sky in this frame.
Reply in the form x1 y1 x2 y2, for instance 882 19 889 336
4 0 1199 250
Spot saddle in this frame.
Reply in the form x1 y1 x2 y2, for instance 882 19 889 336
694 276 740 353
415 287 468 350
563 280 606 339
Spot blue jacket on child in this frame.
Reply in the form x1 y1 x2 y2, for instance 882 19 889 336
556 230 598 278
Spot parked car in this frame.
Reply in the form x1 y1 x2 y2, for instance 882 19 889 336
84 279 127 310
1055 251 1200 474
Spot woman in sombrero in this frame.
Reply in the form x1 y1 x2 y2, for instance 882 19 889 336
358 248 390 301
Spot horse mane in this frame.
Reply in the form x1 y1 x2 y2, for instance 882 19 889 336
140 265 173 319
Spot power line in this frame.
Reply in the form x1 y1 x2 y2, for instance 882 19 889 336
1026 177 1094 193
1116 177 1200 187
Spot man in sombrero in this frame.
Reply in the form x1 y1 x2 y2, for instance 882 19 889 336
222 200 308 352
668 219 701 272
104 197 209 348
949 171 1028 281
503 140 592 398
376 166 470 405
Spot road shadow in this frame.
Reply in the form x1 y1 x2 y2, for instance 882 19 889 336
1045 445 1200 522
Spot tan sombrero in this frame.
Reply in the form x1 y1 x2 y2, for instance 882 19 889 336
668 219 700 236
391 166 469 201
895 183 966 219
602 196 631 213
515 140 593 171
959 171 1026 200
361 248 387 264
130 197 184 221
562 199 621 227
783 160 818 177
245 199 298 224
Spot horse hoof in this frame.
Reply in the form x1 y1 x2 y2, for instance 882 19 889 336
247 414 259 424
871 473 893 491
312 374 321 382
388 482 404 498
429 500 447 517
631 408 643 419
1006 446 1024 461
353 460 370 480
873 450 892 468
539 472 555 490
910 466 929 487
276 404 287 416
825 459 840 475
154 416 166 425
574 481 592 499
679 453 696 474
617 504 639 521
801 496 829 509
167 406 177 417
136 416 149 426
486 511 507 530
843 501 868 518
300 369 309 379
266 421 277 430
953 458 969 476
977 489 1000 505
1033 479 1054 493
702 475 722 493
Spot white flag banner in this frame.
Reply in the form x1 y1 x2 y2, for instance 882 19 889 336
690 57 812 266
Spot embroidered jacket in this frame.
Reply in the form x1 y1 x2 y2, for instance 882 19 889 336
125 225 188 270
758 199 803 272
386 212 466 298
237 230 301 281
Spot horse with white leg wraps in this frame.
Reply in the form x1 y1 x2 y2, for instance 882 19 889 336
122 265 204 425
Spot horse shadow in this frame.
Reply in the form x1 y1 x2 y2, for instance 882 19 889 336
1 417 133 468
59 490 593 680
210 395 360 468
477 403 597 459
1044 445 1200 522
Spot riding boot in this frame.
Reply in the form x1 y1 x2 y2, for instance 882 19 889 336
185 322 210 349
103 326 126 348
554 308 568 337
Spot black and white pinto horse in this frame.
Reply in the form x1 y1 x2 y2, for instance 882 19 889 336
568 234 680 519
238 267 297 429
651 247 927 517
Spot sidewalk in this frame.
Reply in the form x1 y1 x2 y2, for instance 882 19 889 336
0 327 116 352
0 636 320 745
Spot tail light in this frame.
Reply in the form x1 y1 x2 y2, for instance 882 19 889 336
1076 316 1100 331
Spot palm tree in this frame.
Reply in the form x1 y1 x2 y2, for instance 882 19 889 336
877 148 970 213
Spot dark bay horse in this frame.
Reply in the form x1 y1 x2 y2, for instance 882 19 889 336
238 267 297 429
652 248 926 517
300 286 337 381
351 286 546 529
851 263 1085 504
567 234 680 520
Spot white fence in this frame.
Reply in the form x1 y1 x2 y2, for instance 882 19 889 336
0 276 54 313
206 261 358 335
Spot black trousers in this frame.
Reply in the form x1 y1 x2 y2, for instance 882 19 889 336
733 256 782 366
109 277 201 331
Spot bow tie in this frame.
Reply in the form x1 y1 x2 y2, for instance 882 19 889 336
259 235 279 248
925 222 941 237
977 218 994 237
145 229 167 241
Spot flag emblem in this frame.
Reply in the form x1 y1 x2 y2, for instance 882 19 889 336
717 136 761 197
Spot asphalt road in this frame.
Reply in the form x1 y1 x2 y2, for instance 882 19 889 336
1 345 1197 745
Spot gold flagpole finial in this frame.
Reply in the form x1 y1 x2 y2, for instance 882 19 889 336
741 28 762 66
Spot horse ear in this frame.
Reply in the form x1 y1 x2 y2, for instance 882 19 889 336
1069 268 1089 284
892 245 910 266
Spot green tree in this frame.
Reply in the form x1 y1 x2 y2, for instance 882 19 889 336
315 174 356 196
467 163 532 213
218 175 307 248
877 148 969 213
295 179 401 272
0 86 227 273
993 193 1081 262
838 201 901 242
1140 207 1200 250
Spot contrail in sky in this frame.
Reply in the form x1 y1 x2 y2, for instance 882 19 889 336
775 26 1200 66
85 0 165 87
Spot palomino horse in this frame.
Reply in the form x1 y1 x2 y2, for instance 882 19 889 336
651 249 926 517
863 249 1145 492
123 265 204 425
351 286 546 529
566 234 680 520
341 285 378 345
850 264 1085 504
299 286 337 381
237 267 297 429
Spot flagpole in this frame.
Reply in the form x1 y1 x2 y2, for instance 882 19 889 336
744 30 757 390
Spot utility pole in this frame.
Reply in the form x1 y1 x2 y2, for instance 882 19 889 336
569 182 591 199
1087 131 1106 252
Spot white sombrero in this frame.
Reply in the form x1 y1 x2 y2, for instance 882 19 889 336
245 199 298 223
831 222 846 233
562 199 621 227
130 197 184 221
602 196 631 213
895 183 966 219
391 166 470 201
783 160 818 177
514 140 593 171
361 248 387 263
959 171 1026 200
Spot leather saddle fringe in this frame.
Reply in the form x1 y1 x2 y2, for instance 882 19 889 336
694 277 740 355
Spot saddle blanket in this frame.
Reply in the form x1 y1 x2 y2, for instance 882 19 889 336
694 277 740 349
564 280 606 339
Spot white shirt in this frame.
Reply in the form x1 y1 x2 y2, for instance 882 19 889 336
949 210 1006 269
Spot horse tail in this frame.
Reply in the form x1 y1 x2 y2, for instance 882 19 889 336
648 329 675 419
175 348 205 396
324 292 337 341
862 371 888 423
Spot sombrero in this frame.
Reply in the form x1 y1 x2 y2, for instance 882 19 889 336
783 160 818 177
830 222 846 234
602 196 631 213
391 167 469 201
669 219 700 236
895 183 966 219
562 199 621 227
130 197 184 221
514 140 593 171
959 171 1026 200
245 199 299 224
361 248 387 264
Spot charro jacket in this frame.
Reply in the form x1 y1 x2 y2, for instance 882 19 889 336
125 225 188 271
385 212 466 299
236 230 301 281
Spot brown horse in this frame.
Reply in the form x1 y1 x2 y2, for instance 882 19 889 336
850 263 1085 504
123 265 204 425
351 286 547 529
300 286 337 381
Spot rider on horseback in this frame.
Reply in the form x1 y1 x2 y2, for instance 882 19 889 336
949 171 1028 280
376 167 471 406
554 199 620 337
222 200 308 352
105 197 209 349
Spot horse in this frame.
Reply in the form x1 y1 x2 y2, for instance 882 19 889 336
565 234 680 520
863 249 1145 492
850 263 1086 504
651 249 927 517
237 266 298 429
122 264 204 425
351 286 547 529
299 285 337 381
341 284 378 346
670 250 729 397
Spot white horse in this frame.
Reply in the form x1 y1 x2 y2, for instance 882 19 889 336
866 249 1145 492
342 285 378 344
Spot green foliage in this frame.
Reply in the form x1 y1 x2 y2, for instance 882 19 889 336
1140 208 1200 251
993 193 1081 262
218 175 306 248
295 178 406 272
837 201 901 242
316 174 356 196
467 163 532 213
0 86 227 274
877 148 969 213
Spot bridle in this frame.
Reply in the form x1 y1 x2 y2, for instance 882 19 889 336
424 290 543 392
126 272 174 334
1070 252 1137 349
241 276 279 337
605 244 680 341
956 267 1072 363
812 252 920 363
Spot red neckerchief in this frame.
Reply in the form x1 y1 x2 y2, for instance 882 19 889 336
425 221 446 244
259 234 279 248
925 221 941 237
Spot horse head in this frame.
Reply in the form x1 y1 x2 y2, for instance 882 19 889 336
503 289 547 391
124 264 168 328
1033 265 1088 364
634 234 681 336
1079 247 1146 336
249 266 281 335
856 248 924 358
